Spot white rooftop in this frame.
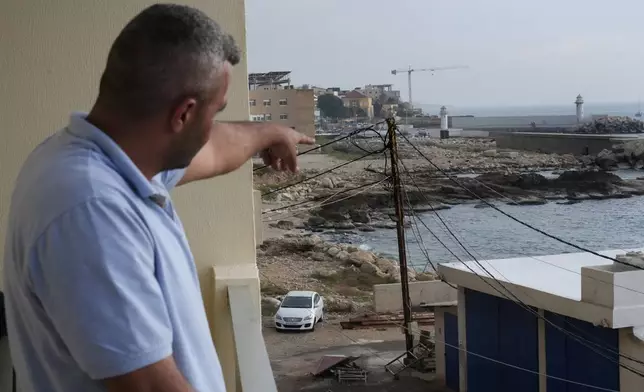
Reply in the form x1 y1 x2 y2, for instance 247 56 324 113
438 248 644 328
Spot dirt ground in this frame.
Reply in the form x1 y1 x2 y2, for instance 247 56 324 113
263 318 449 392
264 317 446 392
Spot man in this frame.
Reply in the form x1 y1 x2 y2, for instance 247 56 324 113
3 4 312 392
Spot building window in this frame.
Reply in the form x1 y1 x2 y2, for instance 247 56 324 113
249 99 256 106
263 99 271 106
280 114 288 120
279 98 288 106
265 113 272 121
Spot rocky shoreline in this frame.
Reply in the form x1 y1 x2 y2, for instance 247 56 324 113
257 136 644 311
264 169 644 235
258 234 435 315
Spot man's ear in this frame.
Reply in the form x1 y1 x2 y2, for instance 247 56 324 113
170 97 198 134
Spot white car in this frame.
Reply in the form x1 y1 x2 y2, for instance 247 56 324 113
274 291 324 331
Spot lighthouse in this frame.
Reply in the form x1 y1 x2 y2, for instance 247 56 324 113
440 106 449 139
575 94 584 123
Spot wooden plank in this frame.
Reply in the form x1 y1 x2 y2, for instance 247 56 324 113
228 285 277 392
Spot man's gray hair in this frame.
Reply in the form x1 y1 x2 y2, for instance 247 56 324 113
98 3 241 118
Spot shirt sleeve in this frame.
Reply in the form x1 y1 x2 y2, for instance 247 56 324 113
29 198 173 380
157 169 186 190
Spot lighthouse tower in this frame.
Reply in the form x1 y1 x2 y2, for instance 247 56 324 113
575 94 585 123
440 106 449 139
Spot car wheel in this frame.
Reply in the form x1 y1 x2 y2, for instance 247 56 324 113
318 313 324 323
310 321 316 332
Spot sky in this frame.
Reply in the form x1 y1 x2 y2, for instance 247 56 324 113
245 0 644 108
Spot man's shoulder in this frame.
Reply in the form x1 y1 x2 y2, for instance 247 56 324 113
10 130 139 243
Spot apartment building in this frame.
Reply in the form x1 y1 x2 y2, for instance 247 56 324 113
248 72 315 139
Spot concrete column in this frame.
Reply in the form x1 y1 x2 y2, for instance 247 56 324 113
537 308 546 392
434 308 446 384
457 287 468 392
619 328 644 392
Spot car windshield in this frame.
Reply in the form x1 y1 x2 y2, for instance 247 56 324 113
280 296 312 309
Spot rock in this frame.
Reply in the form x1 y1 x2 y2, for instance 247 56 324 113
373 221 397 229
375 258 397 273
312 269 337 279
498 151 519 159
578 155 595 166
263 296 281 307
350 210 371 224
474 202 492 209
310 252 327 261
317 210 348 222
415 272 437 281
334 222 356 230
346 246 360 253
275 220 294 230
320 177 335 189
360 262 381 275
348 250 375 266
308 216 326 227
595 149 618 170
406 267 417 280
576 116 644 135
482 149 497 157
325 296 355 313
327 246 341 257
513 197 547 206
335 250 350 261
279 192 294 201
358 225 376 232
557 199 581 205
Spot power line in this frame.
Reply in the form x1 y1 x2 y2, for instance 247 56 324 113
261 177 390 215
253 121 386 172
436 338 620 392
396 130 644 271
261 148 386 197
397 157 644 370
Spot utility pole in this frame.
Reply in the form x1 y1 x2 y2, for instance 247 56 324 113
386 117 414 358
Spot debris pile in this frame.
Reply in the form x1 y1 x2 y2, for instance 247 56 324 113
575 117 644 134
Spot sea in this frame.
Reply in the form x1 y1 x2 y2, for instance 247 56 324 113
322 170 644 270
321 102 644 269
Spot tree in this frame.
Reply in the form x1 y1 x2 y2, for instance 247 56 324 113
317 94 348 118
373 101 383 118
355 107 367 118
397 102 412 117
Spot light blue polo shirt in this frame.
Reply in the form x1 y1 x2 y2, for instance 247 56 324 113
3 114 225 391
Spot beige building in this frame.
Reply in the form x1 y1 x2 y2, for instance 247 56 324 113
342 90 374 119
249 88 315 139
1 1 273 391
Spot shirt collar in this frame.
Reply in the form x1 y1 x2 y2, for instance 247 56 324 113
67 112 161 200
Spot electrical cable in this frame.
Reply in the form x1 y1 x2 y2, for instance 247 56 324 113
261 177 390 215
397 158 644 370
396 129 644 271
253 121 386 172
261 149 386 197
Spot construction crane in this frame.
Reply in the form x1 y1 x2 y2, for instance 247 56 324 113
391 65 468 112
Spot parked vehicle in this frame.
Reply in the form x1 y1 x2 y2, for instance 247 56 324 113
274 291 324 331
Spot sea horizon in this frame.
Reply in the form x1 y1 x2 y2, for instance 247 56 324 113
418 101 641 118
